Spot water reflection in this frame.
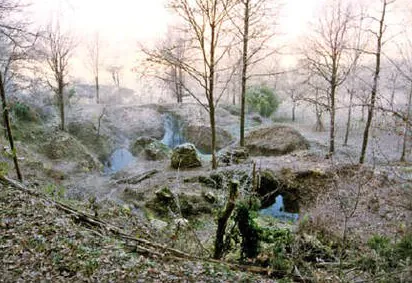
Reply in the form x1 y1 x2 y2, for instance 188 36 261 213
260 195 299 222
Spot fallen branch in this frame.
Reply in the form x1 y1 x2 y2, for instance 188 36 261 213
0 176 309 281
114 169 159 184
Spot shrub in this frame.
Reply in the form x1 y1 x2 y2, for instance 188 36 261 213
11 101 38 121
246 85 280 117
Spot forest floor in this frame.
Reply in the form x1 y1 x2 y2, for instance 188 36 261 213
1 102 411 282
0 180 278 282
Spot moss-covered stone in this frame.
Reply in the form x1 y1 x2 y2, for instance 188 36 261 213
130 136 156 156
246 125 309 156
183 125 233 154
171 143 201 169
41 132 101 171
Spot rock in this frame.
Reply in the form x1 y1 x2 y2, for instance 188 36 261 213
245 125 309 156
145 187 178 217
171 143 202 169
183 125 233 154
178 193 214 216
144 141 171 161
203 191 217 203
251 114 263 124
218 146 249 165
131 137 171 161
130 136 156 156
155 187 174 202
42 132 101 171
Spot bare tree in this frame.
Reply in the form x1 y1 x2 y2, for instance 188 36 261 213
40 21 75 131
359 0 395 164
86 32 101 104
229 0 279 146
303 0 357 157
386 29 412 162
145 0 237 169
0 0 36 181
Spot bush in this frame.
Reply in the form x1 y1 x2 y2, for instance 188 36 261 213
246 85 280 117
11 101 38 121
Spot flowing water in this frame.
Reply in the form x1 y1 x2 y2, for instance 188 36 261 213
260 195 299 222
161 113 185 148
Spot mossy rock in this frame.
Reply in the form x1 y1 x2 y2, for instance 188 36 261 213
246 125 309 156
144 141 171 161
145 187 178 218
171 143 202 169
183 125 233 154
67 122 112 162
41 132 101 170
218 146 249 165
130 136 157 156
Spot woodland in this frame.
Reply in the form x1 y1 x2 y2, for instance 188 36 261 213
0 0 411 282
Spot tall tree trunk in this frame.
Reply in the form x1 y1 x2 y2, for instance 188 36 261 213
95 75 100 104
209 20 217 169
343 89 354 146
400 84 412 162
178 66 183 103
58 81 65 131
328 72 337 156
359 0 387 164
292 101 296 122
239 0 249 147
0 73 22 181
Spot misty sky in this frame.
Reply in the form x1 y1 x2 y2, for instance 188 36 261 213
25 0 410 90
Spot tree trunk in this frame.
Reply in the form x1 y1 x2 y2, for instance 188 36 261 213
178 66 183 103
214 180 239 259
239 0 250 147
359 0 387 164
209 19 217 169
0 72 22 182
400 84 412 162
292 102 296 122
343 89 354 146
328 89 336 156
58 82 65 131
95 75 100 104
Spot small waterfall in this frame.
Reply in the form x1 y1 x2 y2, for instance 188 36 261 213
161 113 185 148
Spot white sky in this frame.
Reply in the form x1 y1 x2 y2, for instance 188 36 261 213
25 0 410 89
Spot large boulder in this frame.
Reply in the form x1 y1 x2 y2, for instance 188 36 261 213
183 125 233 153
41 132 101 171
245 125 309 156
171 143 202 169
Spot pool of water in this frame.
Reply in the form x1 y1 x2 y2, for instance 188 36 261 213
259 195 299 222
104 148 136 173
